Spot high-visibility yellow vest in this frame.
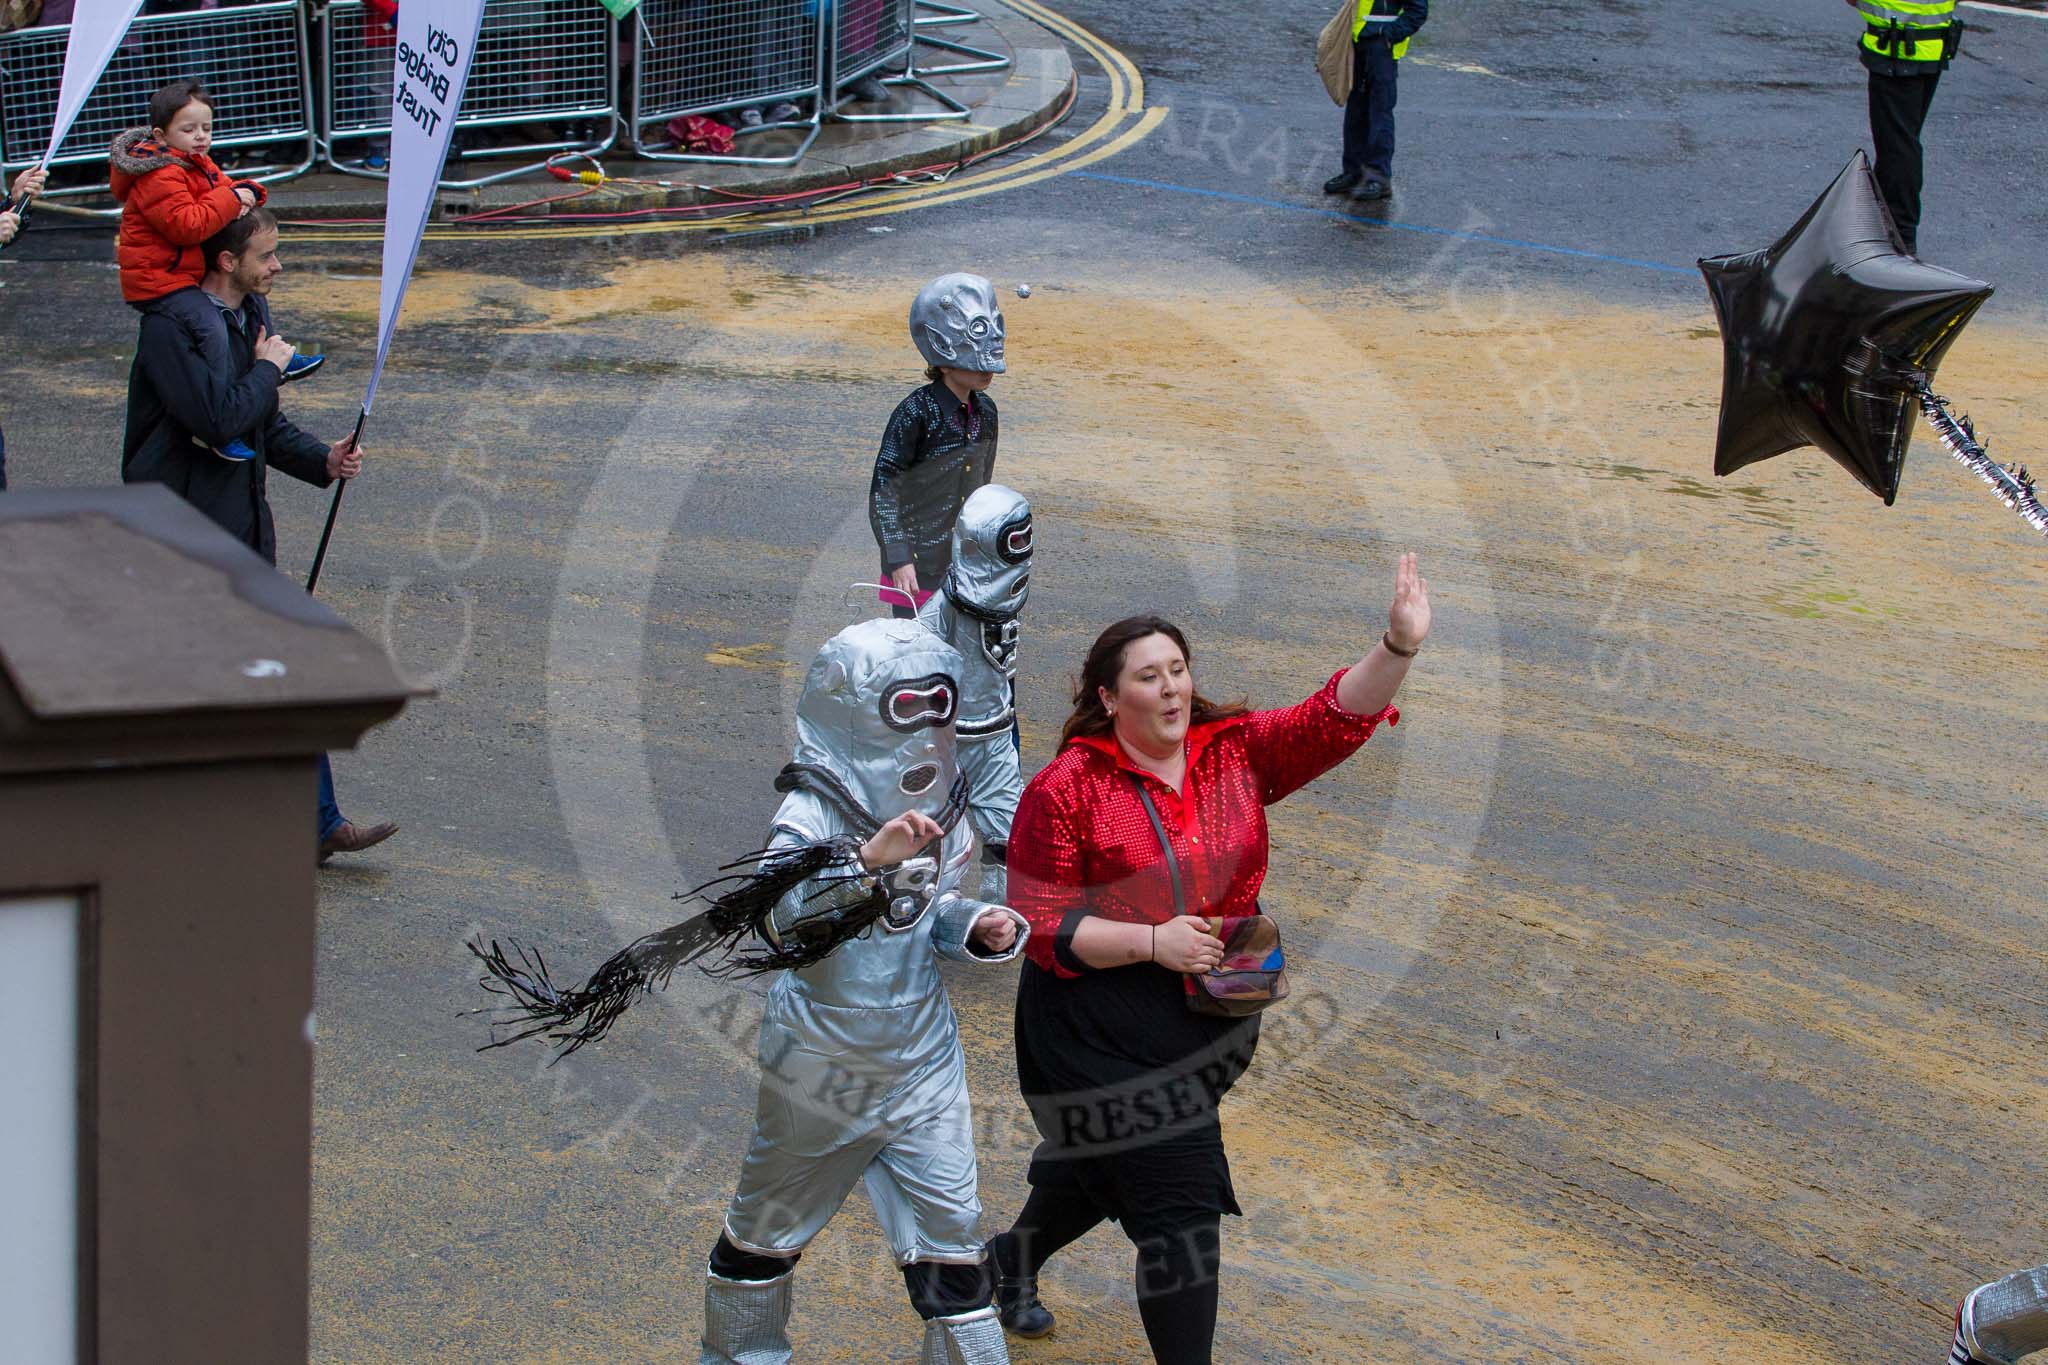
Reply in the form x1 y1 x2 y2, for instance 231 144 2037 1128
1353 0 1413 59
1856 0 1956 64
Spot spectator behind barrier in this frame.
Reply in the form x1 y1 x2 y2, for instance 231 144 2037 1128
3 0 72 26
359 0 398 167
814 0 893 105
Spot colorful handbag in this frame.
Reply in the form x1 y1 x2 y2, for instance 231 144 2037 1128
1127 776 1290 1017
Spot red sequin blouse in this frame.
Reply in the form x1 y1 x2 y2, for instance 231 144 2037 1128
1010 670 1398 977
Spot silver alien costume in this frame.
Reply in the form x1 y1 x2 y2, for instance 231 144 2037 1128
704 618 1027 1365
916 484 1031 905
1951 1264 2048 1365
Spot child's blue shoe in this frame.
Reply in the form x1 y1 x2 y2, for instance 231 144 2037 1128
216 439 257 462
281 352 324 382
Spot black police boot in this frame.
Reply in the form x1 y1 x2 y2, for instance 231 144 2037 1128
1323 169 1362 195
987 1234 1054 1339
1353 177 1391 201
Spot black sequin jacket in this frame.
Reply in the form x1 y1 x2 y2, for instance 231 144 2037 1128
867 382 999 579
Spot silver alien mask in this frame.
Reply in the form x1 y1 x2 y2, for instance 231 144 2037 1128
790 618 964 828
943 484 1031 622
910 272 1006 375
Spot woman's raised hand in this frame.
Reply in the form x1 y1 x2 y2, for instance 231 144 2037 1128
1387 551 1431 653
859 809 945 870
1151 916 1225 974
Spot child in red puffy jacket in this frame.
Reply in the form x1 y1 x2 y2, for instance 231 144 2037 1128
110 80 322 460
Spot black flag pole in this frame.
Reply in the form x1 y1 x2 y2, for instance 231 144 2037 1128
306 405 368 594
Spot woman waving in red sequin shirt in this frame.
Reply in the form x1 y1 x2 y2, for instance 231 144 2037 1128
987 553 1431 1364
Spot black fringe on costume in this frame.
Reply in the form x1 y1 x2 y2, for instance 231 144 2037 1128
772 763 970 841
468 835 895 1059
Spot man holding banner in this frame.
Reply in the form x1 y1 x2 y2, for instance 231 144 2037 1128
121 208 399 862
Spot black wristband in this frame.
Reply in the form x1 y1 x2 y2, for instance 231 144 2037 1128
1381 631 1418 659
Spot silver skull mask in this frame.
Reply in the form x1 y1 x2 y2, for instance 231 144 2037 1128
943 483 1031 621
791 618 964 827
910 272 1006 375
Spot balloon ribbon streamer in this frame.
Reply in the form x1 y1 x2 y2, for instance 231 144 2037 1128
1916 385 2046 539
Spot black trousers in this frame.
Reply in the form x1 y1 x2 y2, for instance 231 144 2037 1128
1868 69 1940 254
1341 36 1399 180
996 1181 1222 1365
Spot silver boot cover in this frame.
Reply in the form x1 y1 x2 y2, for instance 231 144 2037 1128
701 1268 795 1365
1961 1264 2048 1364
917 1305 1011 1365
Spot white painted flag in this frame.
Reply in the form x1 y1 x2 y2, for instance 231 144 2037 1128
363 0 487 415
40 0 147 169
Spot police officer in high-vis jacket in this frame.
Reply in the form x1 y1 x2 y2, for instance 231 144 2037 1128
1849 0 1959 255
1323 0 1428 202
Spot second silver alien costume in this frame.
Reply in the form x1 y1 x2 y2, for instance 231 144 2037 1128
917 483 1032 905
703 618 1027 1365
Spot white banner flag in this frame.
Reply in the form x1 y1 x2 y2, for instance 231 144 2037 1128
40 0 147 169
363 0 486 416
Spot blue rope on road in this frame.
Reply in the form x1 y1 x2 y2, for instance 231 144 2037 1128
1072 171 1699 277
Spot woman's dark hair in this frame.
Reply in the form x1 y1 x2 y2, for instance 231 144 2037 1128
924 364 945 383
150 80 213 133
202 205 276 271
1059 615 1248 745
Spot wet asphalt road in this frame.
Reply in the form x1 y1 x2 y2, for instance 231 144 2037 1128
2 2 2047 1362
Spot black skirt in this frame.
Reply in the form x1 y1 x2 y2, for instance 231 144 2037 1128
1015 958 1261 1232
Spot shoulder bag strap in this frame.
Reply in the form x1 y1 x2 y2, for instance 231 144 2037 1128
1125 772 1187 918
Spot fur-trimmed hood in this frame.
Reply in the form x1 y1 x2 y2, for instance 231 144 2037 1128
110 127 177 176
109 126 234 205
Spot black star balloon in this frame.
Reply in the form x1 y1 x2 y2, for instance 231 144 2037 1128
1699 151 1992 504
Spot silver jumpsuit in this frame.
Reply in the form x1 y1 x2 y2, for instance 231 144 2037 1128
704 618 1024 1365
917 483 1031 906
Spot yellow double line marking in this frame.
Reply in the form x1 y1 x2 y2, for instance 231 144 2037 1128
291 1 1164 244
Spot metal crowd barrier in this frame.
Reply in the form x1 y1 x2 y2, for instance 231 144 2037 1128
0 0 315 201
908 0 1011 78
832 0 958 122
319 0 617 188
627 0 823 166
914 1 980 27
0 0 1014 198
